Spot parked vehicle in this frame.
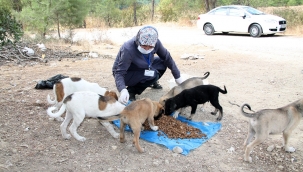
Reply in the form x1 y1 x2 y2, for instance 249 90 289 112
197 5 287 37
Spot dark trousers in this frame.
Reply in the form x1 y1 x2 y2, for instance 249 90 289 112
127 69 166 95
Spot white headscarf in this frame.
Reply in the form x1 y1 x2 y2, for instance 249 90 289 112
136 26 158 47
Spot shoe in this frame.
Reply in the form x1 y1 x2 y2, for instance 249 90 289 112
129 93 136 101
150 81 162 89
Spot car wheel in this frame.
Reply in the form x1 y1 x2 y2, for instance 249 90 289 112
249 24 262 37
203 23 214 35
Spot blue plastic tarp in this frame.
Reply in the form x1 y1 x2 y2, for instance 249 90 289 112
113 115 222 155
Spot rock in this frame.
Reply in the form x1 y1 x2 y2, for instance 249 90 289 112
165 159 169 164
276 145 282 149
0 141 9 149
172 146 183 154
227 146 235 153
291 157 297 163
266 145 275 152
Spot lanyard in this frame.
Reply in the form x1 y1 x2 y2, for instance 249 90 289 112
142 53 151 70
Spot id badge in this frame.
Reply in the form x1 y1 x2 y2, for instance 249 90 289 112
144 70 155 77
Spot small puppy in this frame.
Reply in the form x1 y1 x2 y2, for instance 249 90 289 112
159 72 210 118
241 98 303 163
164 85 227 121
99 98 164 153
47 91 125 141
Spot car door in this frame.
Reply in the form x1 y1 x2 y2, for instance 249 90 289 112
209 7 229 32
227 7 250 33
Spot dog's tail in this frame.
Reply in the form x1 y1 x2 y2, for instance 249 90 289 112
240 104 255 118
199 71 210 80
219 85 227 94
98 114 122 122
47 94 56 104
47 104 66 118
47 84 57 105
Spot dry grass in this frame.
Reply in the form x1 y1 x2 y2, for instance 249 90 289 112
260 5 303 36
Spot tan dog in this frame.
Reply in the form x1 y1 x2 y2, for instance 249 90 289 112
99 98 164 153
159 72 210 118
241 98 303 163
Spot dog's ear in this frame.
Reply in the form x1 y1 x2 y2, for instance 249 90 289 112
160 107 164 114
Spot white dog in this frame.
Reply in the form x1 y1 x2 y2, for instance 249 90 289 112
47 91 126 141
46 77 120 138
47 77 107 112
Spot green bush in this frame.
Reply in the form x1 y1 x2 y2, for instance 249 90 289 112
0 6 23 46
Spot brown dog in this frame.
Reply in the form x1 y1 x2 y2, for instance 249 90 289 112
98 98 164 153
241 98 303 163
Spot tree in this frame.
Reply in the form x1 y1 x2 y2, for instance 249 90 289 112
133 1 138 25
0 6 23 46
204 0 217 12
15 0 88 38
151 0 155 21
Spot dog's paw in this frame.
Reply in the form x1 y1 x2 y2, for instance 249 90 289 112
63 134 71 140
151 126 158 131
216 117 222 121
138 148 145 153
285 146 296 152
172 112 179 118
77 137 86 142
244 156 252 163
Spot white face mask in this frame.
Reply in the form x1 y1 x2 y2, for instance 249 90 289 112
137 46 154 54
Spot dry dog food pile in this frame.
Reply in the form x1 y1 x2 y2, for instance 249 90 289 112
143 115 206 139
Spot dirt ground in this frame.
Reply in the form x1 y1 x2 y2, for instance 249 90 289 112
0 24 303 172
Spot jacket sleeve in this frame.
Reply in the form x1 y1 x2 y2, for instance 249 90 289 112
113 46 133 92
155 39 181 79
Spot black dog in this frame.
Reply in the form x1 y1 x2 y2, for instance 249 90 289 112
164 85 227 121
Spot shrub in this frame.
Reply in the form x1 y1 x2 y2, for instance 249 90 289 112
0 6 23 46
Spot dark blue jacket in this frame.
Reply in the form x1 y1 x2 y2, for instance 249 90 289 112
112 37 180 92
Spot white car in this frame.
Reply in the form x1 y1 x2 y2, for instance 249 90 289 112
197 5 287 37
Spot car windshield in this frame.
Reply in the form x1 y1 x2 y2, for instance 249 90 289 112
242 6 264 15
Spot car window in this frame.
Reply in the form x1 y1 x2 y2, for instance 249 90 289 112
209 7 228 16
242 6 264 15
228 8 243 16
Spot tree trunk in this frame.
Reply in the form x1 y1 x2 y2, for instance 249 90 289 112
151 0 155 21
83 20 86 28
204 0 217 11
107 14 111 27
204 0 210 12
57 14 61 38
133 2 137 25
210 0 217 9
